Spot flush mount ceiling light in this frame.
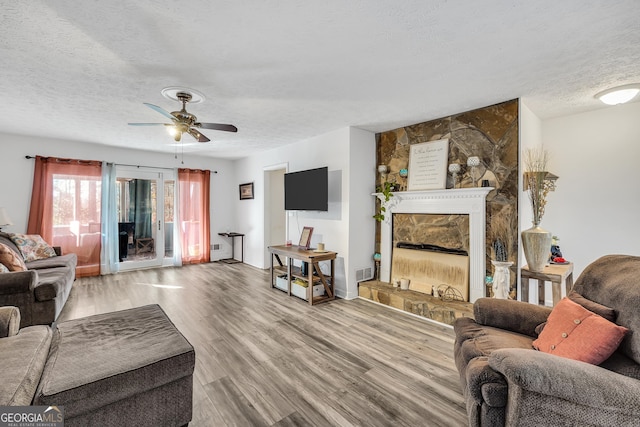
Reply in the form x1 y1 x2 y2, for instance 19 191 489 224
595 83 640 105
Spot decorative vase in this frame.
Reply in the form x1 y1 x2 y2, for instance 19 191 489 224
521 223 552 272
491 260 513 299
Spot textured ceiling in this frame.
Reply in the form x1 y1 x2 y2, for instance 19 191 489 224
1 1 639 159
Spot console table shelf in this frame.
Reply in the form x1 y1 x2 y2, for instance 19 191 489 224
268 245 337 305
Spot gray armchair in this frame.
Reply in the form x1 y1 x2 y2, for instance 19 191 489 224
453 255 640 426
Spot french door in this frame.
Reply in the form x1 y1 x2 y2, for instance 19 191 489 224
115 167 175 270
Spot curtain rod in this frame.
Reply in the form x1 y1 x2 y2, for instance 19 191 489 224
25 156 218 173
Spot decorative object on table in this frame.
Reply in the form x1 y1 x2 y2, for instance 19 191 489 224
407 139 449 190
550 235 565 263
436 284 464 302
373 181 394 222
298 226 313 249
522 147 557 272
466 156 481 187
448 163 460 188
0 208 13 231
239 182 254 200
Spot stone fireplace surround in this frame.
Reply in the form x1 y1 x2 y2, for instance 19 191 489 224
375 188 492 303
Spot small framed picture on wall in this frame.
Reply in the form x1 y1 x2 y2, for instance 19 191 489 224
239 182 254 200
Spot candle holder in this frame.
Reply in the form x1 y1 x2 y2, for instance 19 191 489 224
467 156 481 187
448 163 460 188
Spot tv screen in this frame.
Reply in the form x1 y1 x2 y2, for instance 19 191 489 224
284 167 328 211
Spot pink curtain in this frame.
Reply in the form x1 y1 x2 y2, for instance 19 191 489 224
27 156 102 277
178 168 210 264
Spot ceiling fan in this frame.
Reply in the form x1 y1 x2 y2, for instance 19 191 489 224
128 91 237 143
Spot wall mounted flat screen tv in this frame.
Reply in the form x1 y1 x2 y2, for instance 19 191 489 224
284 167 328 211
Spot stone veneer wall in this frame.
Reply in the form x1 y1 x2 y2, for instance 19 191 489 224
376 99 519 297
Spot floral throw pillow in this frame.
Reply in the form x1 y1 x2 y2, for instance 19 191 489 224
9 233 57 262
0 242 27 271
0 262 10 273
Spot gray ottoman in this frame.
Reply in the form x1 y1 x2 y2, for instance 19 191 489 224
34 304 195 427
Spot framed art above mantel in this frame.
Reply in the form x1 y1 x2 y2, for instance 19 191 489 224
407 139 449 191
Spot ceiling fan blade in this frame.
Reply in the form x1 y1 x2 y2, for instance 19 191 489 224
144 103 177 121
196 122 238 133
187 128 210 143
128 122 167 126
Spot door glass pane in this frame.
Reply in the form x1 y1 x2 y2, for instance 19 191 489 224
116 178 157 262
164 180 174 258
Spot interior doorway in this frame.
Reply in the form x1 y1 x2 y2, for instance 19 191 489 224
263 164 287 268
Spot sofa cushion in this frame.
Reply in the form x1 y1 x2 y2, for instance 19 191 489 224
34 304 195 419
533 297 628 365
9 233 57 262
0 242 27 272
571 255 640 365
0 325 53 406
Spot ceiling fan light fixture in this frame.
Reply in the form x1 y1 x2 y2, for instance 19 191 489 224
166 125 179 137
595 84 640 105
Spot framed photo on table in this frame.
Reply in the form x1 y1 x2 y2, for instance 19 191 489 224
239 182 254 200
298 227 313 249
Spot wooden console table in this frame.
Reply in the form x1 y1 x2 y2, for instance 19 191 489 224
268 245 336 305
521 263 574 306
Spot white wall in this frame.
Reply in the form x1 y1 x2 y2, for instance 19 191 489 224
541 102 640 278
0 132 237 261
234 126 376 299
519 100 543 302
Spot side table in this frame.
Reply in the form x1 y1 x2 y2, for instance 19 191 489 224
521 263 574 306
218 232 244 264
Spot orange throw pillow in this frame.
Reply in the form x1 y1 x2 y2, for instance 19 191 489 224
532 297 628 365
0 242 27 272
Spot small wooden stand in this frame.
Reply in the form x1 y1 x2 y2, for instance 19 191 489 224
218 232 244 264
521 263 574 306
268 245 337 305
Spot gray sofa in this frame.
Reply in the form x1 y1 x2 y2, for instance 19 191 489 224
1 304 195 426
0 232 76 327
453 255 640 426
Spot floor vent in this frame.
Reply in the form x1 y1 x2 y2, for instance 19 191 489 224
355 267 373 282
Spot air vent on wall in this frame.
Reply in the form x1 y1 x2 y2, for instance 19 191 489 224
355 267 373 282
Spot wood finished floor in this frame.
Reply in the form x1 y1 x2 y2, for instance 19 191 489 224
57 262 467 427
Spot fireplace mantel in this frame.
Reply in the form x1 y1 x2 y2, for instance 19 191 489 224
373 188 492 303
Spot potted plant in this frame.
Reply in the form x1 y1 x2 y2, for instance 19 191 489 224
373 182 394 222
522 147 557 272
